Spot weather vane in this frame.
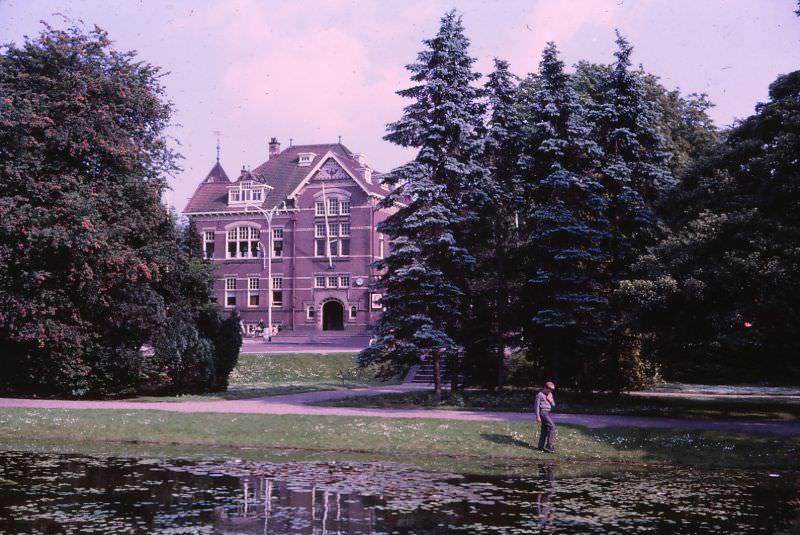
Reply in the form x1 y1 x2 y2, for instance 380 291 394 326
213 130 221 162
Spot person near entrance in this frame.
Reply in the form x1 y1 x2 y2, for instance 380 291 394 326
534 381 556 452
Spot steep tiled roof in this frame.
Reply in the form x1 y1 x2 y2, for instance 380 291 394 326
183 161 234 214
204 161 230 183
183 143 391 215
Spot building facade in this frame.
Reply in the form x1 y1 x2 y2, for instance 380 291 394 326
183 140 393 335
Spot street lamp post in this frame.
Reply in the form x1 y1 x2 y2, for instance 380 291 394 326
245 202 285 342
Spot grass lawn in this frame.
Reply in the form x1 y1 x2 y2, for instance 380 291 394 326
130 352 399 402
315 387 800 421
0 408 796 472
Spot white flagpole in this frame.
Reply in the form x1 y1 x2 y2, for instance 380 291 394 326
321 180 333 269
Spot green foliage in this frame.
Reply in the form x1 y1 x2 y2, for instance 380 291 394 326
516 43 612 389
212 311 243 391
361 10 490 389
0 23 229 398
573 61 719 181
461 58 523 388
623 71 800 384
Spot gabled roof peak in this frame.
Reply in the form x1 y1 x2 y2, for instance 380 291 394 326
203 161 230 184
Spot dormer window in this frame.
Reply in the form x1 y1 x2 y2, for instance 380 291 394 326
298 152 316 166
228 181 270 205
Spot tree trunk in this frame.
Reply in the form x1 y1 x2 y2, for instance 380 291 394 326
552 334 560 385
495 219 507 388
451 350 459 392
433 350 442 403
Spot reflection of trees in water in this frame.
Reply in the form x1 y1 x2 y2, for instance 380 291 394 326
215 465 562 534
214 476 376 534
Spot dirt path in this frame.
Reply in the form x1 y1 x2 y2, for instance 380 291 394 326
0 384 798 437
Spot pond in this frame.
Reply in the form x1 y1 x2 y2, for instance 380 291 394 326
0 450 798 534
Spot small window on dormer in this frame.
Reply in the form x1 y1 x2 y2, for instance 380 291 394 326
298 152 316 166
230 190 241 203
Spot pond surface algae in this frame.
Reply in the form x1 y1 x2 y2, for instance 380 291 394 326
0 448 798 533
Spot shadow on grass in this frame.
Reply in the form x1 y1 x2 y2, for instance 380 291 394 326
481 433 539 451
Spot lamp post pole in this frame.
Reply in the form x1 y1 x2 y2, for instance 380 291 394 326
245 202 283 342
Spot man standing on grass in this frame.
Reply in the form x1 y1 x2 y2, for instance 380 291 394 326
535 381 556 452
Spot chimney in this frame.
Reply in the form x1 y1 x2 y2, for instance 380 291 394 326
268 137 281 160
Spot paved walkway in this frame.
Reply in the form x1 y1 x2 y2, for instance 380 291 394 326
240 337 370 354
1 384 798 437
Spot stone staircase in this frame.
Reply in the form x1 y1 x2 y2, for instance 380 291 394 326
406 360 462 385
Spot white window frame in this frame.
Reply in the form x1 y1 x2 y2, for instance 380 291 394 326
298 152 317 166
225 278 237 307
226 225 261 259
227 181 269 205
341 201 351 215
272 276 283 306
328 198 339 216
272 227 284 258
306 305 315 319
248 277 260 308
340 275 350 288
315 276 326 288
203 231 215 259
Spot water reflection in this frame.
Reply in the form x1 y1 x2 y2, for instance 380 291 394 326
215 477 379 534
536 463 555 533
0 450 798 534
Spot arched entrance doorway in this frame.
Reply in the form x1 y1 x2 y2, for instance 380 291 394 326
322 300 344 331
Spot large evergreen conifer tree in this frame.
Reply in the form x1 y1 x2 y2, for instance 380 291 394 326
460 58 522 388
590 33 673 390
359 11 488 398
518 43 611 387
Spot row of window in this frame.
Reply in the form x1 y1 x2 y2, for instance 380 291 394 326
228 181 268 204
314 238 350 257
225 274 355 307
208 227 357 260
225 277 283 308
204 227 284 260
306 305 358 320
315 222 350 237
314 274 350 288
315 199 350 216
204 225 387 261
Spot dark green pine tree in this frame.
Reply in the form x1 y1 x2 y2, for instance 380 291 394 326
589 32 673 390
518 43 611 388
571 61 718 181
460 58 522 388
359 10 489 400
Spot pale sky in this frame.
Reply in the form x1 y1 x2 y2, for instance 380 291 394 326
2 0 799 210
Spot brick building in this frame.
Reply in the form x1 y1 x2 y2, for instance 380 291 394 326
183 139 393 336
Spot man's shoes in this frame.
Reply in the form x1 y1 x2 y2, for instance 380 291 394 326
543 447 556 453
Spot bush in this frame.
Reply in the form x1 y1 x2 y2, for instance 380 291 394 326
212 311 243 391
